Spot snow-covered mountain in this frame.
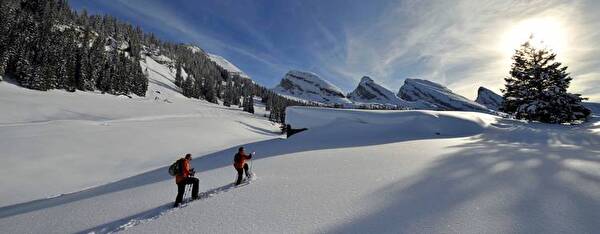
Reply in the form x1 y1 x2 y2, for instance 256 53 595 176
186 45 251 80
475 86 503 111
272 70 352 105
398 79 491 112
207 53 251 79
347 76 437 109
348 76 405 106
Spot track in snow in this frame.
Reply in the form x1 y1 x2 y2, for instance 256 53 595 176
81 179 254 234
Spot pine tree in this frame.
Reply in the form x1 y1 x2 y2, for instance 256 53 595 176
131 57 147 96
223 79 233 107
202 76 218 103
88 36 104 90
501 41 591 123
192 76 202 99
97 57 112 93
63 29 79 91
246 95 255 113
78 28 96 91
182 76 194 98
174 59 183 88
0 1 16 76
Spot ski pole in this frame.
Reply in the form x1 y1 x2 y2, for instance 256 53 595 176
250 152 255 175
185 184 189 202
249 158 253 174
182 184 188 203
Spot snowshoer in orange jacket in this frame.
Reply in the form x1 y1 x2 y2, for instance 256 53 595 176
174 154 199 207
234 147 253 185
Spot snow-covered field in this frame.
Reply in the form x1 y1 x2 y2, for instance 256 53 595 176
2 94 599 233
0 56 279 208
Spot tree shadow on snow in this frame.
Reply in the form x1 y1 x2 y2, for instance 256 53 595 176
327 117 600 233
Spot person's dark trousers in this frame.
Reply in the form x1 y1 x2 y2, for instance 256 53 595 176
235 163 250 185
174 177 199 206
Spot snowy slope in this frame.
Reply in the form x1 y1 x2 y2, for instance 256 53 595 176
272 70 352 105
348 76 437 109
128 107 598 234
207 53 251 79
475 86 503 111
398 78 491 112
2 105 599 233
186 45 204 54
0 55 277 207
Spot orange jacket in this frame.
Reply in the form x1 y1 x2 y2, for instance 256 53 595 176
233 152 252 169
175 158 191 184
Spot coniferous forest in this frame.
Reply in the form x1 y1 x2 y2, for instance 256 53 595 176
0 0 311 123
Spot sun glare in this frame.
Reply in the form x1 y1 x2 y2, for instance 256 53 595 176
500 17 568 56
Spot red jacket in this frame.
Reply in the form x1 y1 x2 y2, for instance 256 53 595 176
233 152 252 169
175 159 191 184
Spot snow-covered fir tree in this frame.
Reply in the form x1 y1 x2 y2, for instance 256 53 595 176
243 95 255 114
501 40 591 123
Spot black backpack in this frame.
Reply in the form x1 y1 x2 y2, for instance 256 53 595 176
234 153 243 164
168 158 184 176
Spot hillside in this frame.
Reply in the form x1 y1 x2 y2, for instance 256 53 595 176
2 106 598 233
206 53 251 80
0 55 278 207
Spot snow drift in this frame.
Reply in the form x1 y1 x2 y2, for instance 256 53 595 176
286 106 492 136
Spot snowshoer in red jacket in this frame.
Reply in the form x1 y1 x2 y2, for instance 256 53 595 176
234 147 253 185
174 154 199 207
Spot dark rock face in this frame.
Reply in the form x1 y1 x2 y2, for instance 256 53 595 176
475 87 503 111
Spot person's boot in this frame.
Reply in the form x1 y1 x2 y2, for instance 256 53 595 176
174 202 180 208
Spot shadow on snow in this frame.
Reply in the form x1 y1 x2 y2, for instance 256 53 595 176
0 114 480 219
328 117 600 233
2 115 598 233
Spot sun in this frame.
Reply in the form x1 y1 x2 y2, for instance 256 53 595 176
500 17 568 56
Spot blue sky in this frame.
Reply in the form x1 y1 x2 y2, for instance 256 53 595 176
71 0 600 101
